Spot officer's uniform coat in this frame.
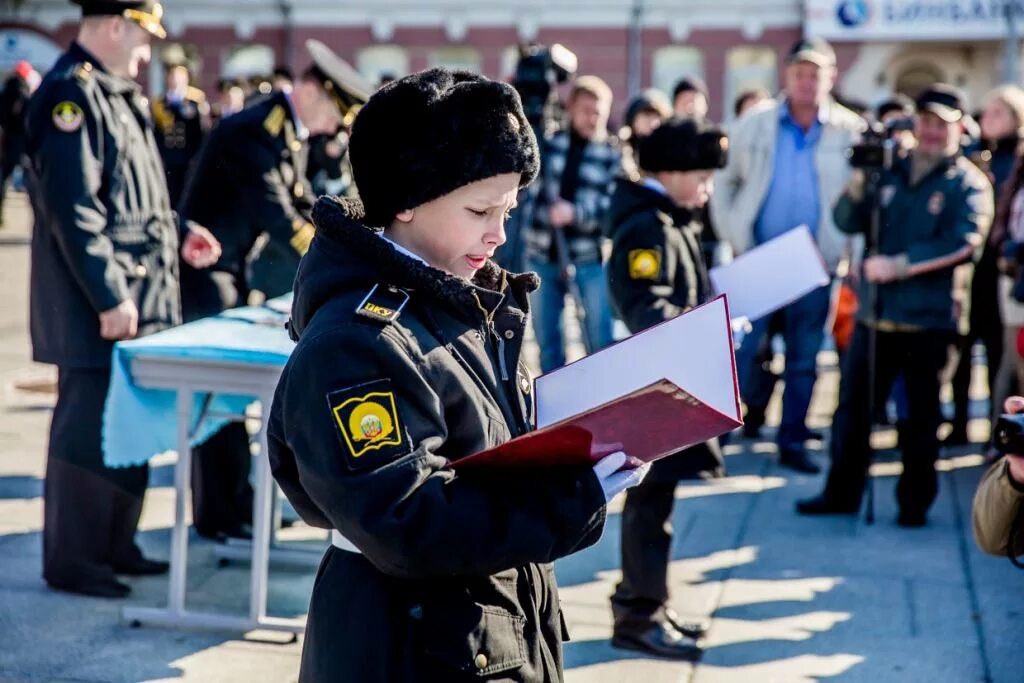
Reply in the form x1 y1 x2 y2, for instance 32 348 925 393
23 41 180 589
269 196 608 682
177 92 311 536
179 90 313 313
151 85 207 208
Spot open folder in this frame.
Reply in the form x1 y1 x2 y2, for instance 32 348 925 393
452 295 742 470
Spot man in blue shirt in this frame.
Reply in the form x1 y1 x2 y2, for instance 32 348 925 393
712 39 864 473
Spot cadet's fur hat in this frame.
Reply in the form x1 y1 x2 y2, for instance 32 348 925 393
638 117 729 173
348 68 540 227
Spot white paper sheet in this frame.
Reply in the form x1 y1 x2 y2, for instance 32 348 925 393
709 226 829 322
534 296 739 428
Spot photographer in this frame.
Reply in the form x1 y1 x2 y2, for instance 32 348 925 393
797 85 994 526
974 397 1024 556
524 75 621 371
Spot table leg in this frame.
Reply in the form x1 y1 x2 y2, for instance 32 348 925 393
248 392 274 624
169 388 193 614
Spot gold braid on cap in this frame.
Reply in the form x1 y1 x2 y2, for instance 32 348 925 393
123 2 166 39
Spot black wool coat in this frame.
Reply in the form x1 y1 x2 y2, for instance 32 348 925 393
24 42 180 368
606 178 725 481
268 196 608 682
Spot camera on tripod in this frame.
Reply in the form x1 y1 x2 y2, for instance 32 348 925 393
849 121 891 170
511 43 578 129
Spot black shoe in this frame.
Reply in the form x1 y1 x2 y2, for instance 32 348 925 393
664 608 709 640
796 494 859 516
897 511 927 528
47 576 131 599
779 448 821 474
943 426 970 447
612 622 704 661
113 557 170 576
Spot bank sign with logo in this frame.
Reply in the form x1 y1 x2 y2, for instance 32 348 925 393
806 0 1024 40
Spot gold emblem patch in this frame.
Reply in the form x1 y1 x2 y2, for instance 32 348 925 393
52 101 84 132
331 389 403 460
628 249 661 280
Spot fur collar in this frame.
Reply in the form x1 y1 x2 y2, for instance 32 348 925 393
311 195 540 320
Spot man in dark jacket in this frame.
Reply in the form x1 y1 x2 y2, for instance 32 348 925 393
798 85 994 526
606 117 728 659
176 39 370 540
0 60 38 226
24 0 220 598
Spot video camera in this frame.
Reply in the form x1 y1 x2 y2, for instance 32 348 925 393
848 120 902 170
511 43 578 130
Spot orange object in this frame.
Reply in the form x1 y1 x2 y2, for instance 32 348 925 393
833 282 859 353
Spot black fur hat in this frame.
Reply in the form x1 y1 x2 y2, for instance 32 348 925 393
348 68 540 227
638 117 729 173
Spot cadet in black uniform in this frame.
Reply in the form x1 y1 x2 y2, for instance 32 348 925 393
606 118 730 659
175 40 370 540
269 68 650 682
151 62 208 208
24 0 220 598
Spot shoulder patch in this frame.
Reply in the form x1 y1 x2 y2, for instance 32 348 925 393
327 379 408 471
52 101 84 132
628 248 662 280
264 104 286 137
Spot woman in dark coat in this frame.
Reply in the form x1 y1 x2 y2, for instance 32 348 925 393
268 68 648 682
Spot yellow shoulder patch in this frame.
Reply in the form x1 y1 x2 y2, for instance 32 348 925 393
628 248 661 280
328 380 406 470
263 104 286 137
52 101 84 133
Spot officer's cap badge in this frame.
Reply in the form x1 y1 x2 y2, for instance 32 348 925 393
52 101 84 133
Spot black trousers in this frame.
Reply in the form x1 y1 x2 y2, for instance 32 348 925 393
823 324 951 516
181 267 254 535
610 442 721 629
44 367 148 587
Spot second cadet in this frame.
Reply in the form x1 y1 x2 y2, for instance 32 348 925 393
176 40 370 540
606 118 729 659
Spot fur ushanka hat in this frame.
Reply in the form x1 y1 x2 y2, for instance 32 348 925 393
348 68 540 227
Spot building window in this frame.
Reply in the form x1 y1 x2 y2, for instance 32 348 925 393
357 45 409 87
222 44 275 80
429 47 482 74
724 46 777 121
651 46 704 98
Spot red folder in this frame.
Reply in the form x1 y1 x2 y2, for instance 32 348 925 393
451 295 743 471
452 379 742 470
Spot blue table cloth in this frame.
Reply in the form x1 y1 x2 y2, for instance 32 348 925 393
102 299 295 468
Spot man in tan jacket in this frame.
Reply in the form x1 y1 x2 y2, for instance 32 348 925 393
711 38 864 473
973 397 1024 556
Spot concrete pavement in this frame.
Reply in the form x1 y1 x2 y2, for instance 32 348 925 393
0 194 1021 683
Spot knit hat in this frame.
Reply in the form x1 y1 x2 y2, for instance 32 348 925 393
348 68 540 227
625 88 672 129
637 117 728 173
